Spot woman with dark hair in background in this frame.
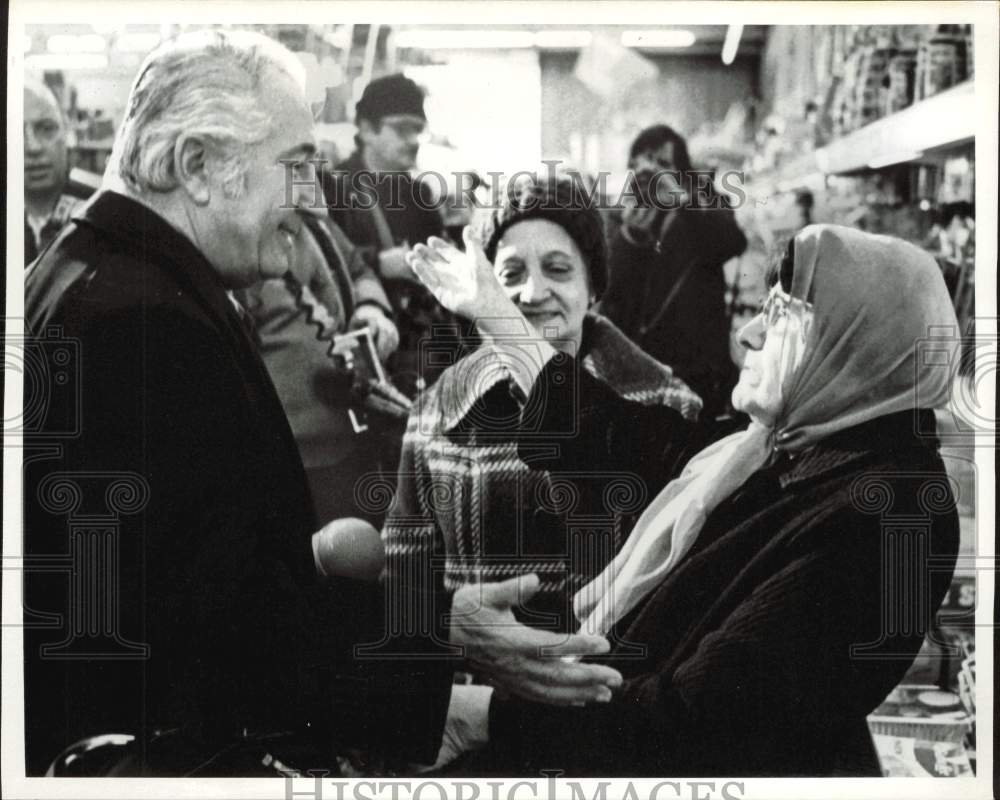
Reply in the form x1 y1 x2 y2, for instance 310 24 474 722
599 124 748 419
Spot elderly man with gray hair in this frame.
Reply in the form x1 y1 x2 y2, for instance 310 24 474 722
23 28 617 777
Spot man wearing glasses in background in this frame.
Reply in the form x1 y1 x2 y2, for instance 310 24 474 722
325 73 462 401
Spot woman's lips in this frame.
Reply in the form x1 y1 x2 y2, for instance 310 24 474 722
523 309 561 321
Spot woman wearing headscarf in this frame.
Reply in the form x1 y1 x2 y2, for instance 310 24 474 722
415 224 962 776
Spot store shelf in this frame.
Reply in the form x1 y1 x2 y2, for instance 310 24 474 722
821 80 975 172
752 80 975 195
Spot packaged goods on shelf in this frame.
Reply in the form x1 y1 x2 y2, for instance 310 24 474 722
915 26 970 101
883 51 917 115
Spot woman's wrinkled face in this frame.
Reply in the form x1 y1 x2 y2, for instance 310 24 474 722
732 284 812 426
492 219 592 354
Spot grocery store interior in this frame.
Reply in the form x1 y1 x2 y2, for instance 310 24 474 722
20 22 981 778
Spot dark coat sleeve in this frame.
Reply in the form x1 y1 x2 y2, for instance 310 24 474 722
23 303 357 769
516 354 728 494
596 229 646 338
485 501 957 776
365 410 460 765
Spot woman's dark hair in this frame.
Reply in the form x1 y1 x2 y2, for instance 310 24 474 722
628 124 693 173
478 175 607 300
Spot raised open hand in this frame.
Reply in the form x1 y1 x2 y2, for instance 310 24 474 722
405 226 516 322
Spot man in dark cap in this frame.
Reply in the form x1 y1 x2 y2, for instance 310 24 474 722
325 73 460 401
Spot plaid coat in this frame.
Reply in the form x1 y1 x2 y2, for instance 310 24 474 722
381 313 703 635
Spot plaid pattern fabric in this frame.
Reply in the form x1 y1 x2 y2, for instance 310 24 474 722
382 313 702 632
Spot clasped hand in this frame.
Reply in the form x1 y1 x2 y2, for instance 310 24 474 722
450 574 622 706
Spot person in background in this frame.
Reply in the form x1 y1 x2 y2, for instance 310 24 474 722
324 73 463 400
235 210 403 528
599 124 748 419
24 80 81 265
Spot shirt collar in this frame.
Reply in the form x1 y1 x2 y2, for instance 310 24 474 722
72 190 241 340
26 193 81 239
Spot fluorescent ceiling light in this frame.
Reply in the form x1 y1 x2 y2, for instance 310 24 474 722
533 30 593 49
394 29 536 50
621 29 696 49
27 53 109 70
47 34 106 53
722 24 743 65
114 33 161 53
323 29 351 49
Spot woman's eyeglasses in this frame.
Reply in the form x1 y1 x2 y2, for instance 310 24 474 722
760 284 814 328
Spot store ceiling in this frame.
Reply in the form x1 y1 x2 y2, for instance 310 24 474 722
389 24 768 57
26 23 768 60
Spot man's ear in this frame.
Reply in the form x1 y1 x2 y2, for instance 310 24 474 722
174 134 211 205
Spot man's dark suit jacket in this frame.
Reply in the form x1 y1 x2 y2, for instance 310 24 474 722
22 191 435 775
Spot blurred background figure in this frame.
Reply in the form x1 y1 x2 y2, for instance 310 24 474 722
599 124 748 418
235 209 406 529
23 80 81 265
324 73 465 400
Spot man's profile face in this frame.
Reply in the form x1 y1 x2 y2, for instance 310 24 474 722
360 113 425 171
24 85 69 196
201 67 317 288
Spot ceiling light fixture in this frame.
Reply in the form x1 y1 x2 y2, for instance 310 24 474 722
620 29 697 49
722 24 743 65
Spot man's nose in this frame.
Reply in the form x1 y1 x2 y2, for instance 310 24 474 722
737 314 767 351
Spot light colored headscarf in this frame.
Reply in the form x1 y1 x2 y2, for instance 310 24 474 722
574 224 961 635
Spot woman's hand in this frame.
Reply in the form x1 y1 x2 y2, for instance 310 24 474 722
405 226 518 325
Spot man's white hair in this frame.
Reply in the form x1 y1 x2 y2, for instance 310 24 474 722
108 28 307 199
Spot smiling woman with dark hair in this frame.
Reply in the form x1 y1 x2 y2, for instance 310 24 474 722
419 224 962 776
